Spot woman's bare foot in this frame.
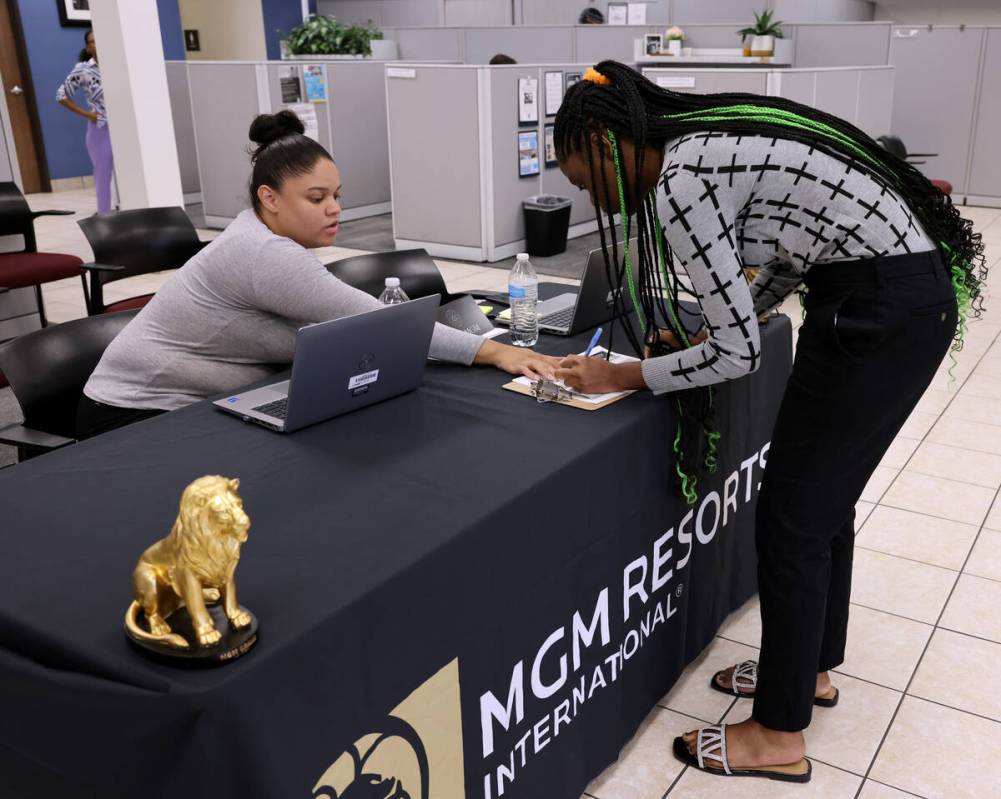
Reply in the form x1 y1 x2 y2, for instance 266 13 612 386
681 717 806 770
715 664 836 700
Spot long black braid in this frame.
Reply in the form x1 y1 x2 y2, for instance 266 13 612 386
554 60 986 501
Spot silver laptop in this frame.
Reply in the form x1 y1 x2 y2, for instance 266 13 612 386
498 240 639 336
213 295 439 432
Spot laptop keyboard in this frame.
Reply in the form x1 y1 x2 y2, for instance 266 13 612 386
540 306 574 329
252 397 289 419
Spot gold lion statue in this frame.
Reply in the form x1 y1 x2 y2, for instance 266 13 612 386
125 475 252 649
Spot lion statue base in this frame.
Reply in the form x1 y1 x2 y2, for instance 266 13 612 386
124 475 259 665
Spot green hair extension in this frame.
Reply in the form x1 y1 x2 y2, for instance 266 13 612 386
941 241 972 383
607 129 647 337
674 398 698 504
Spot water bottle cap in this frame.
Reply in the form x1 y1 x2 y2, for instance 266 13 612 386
385 277 400 287
516 253 529 261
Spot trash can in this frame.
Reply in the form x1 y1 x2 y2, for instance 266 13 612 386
523 195 572 257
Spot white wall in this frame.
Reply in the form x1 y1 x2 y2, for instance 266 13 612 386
875 0 1001 25
178 0 267 60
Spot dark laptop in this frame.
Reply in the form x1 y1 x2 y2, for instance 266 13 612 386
213 295 439 432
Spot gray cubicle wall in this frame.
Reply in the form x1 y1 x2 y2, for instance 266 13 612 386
464 26 574 63
165 62 200 199
792 23 892 67
889 25 985 196
387 66 483 250
967 28 1001 205
187 60 409 227
389 64 603 262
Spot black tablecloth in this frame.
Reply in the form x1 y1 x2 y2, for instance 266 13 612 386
0 314 791 799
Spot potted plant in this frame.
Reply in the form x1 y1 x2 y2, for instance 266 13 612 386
283 14 395 60
737 9 784 57
665 25 685 57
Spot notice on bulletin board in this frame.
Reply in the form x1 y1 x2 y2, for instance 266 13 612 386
544 124 557 168
518 77 539 125
544 71 564 117
303 64 328 102
279 65 301 104
566 72 583 89
627 2 647 25
607 3 628 25
287 102 320 141
518 130 540 178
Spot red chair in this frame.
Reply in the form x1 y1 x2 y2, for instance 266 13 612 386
0 182 82 328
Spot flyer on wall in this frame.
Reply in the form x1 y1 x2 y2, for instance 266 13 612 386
286 103 320 141
303 65 328 102
518 130 540 177
544 125 557 168
518 77 539 125
279 65 302 104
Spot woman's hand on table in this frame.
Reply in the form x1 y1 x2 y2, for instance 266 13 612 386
475 340 561 380
556 355 647 394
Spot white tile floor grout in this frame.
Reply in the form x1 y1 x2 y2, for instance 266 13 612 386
10 190 1001 799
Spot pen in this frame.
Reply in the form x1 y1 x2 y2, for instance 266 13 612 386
584 327 603 357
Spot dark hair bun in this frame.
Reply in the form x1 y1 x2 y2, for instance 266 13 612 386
248 111 305 159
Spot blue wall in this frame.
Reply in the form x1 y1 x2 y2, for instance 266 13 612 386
262 0 317 60
16 0 185 181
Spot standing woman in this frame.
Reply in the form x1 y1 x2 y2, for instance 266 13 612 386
553 62 985 782
57 30 113 215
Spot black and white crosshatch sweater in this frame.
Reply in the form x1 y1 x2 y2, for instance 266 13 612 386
640 132 936 395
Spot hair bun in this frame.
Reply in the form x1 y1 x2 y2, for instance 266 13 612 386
248 111 305 159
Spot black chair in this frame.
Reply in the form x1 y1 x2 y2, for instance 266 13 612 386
0 181 80 327
877 134 952 195
325 248 471 303
78 207 208 315
0 309 139 461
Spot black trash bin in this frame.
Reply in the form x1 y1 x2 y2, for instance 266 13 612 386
523 195 572 257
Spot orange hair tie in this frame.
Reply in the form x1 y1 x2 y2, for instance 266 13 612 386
583 67 613 86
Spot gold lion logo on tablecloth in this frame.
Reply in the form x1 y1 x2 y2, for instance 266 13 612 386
312 659 466 799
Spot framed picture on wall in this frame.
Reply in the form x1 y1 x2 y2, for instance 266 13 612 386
518 130 540 178
57 0 91 27
607 3 628 26
566 72 583 89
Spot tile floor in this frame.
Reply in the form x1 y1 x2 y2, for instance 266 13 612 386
7 190 1001 798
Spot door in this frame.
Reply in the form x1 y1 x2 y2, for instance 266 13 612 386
0 0 48 193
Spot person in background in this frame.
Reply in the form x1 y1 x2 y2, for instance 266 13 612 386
78 111 558 438
57 30 113 215
579 7 605 24
489 53 517 65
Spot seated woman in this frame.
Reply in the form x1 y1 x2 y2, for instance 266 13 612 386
79 111 557 438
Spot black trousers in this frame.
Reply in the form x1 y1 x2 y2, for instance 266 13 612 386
76 395 165 440
752 249 958 732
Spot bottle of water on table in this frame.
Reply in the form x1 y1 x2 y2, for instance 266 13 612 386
508 252 538 347
378 277 409 305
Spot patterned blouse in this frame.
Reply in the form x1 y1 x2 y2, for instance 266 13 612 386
56 59 106 127
639 133 935 395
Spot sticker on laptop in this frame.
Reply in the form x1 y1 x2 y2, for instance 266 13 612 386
348 369 380 390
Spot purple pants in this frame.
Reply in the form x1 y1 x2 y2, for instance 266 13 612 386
85 121 113 215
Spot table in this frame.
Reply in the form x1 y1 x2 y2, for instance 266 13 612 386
0 313 792 799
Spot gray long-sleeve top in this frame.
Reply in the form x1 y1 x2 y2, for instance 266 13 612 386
639 133 935 394
85 210 484 411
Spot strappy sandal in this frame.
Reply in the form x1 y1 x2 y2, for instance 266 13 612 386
672 724 812 783
710 660 840 707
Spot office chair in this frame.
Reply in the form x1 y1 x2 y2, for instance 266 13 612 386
78 207 208 315
0 309 138 461
877 134 953 195
0 181 81 328
325 248 466 303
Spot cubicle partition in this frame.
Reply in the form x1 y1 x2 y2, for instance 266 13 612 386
171 59 432 228
642 65 896 139
387 63 598 262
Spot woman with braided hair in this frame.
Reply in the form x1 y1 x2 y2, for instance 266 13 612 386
552 61 985 783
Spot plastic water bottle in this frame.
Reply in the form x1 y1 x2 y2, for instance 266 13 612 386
508 253 538 347
378 277 409 305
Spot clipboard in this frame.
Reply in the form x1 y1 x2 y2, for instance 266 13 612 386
501 379 634 411
501 347 639 411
